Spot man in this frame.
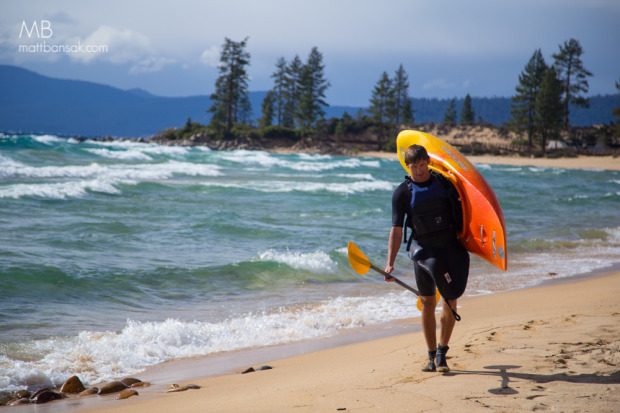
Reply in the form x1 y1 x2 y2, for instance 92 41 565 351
384 144 469 373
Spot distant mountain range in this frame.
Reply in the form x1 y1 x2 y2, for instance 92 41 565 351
0 65 617 137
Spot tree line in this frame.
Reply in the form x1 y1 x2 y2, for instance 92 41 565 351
207 37 330 139
187 36 616 152
509 38 594 154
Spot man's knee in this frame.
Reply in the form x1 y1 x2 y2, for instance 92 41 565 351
420 295 437 311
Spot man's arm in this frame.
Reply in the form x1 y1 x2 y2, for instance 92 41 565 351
385 226 403 280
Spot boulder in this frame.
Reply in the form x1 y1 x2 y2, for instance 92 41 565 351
98 381 129 395
10 398 31 406
78 388 99 397
116 389 139 400
60 375 86 394
30 388 63 404
120 377 142 387
14 389 31 399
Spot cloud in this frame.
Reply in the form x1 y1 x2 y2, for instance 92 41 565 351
46 11 78 25
200 45 219 67
421 78 457 91
69 25 152 64
64 25 174 74
129 56 175 74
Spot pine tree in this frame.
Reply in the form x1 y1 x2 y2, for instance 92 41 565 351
443 99 457 124
296 47 330 129
535 67 563 155
207 37 251 136
259 91 275 128
613 78 620 139
401 97 415 125
335 111 354 136
510 49 548 149
460 93 475 125
392 64 410 125
270 57 288 126
552 38 593 130
282 55 303 128
368 72 395 148
613 78 620 119
238 94 253 126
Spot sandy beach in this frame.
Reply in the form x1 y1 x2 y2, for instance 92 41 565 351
54 270 619 413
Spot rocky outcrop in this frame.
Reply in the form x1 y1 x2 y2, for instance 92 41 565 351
2 375 149 407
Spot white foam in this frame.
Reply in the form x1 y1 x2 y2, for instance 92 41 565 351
86 148 154 161
0 179 122 199
0 161 222 198
0 154 25 171
0 291 418 392
33 135 65 145
86 140 191 157
219 150 381 172
257 249 338 273
201 178 393 194
1 162 108 179
297 153 333 160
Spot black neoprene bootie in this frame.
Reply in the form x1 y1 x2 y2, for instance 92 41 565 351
422 350 437 372
436 344 450 372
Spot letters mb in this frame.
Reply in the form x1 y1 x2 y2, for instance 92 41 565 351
20 21 53 39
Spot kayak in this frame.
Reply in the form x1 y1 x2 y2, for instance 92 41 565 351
396 130 507 271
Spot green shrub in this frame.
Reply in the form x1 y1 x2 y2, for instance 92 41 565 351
546 149 578 158
259 125 300 141
381 139 396 152
161 127 179 140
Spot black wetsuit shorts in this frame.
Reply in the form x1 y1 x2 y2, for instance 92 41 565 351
410 239 469 300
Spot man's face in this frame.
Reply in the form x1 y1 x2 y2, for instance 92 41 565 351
407 159 431 183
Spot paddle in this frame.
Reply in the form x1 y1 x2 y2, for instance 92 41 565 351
347 241 421 295
347 241 459 321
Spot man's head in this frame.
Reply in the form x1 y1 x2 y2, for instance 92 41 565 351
405 145 431 183
404 144 430 164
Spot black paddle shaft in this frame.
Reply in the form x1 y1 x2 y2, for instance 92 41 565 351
369 263 420 295
370 263 461 321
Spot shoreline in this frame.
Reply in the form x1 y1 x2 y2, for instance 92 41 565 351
14 268 618 412
356 151 620 171
84 270 620 413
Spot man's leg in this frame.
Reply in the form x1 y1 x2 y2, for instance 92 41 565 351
420 295 437 371
437 298 457 372
439 298 457 345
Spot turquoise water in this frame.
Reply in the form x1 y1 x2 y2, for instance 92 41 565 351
1 134 619 393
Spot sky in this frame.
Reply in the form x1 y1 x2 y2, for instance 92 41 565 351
2 0 619 107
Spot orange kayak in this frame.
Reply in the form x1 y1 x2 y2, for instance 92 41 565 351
396 130 507 271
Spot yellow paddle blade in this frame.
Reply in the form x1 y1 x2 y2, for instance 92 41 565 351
347 242 371 275
416 289 441 311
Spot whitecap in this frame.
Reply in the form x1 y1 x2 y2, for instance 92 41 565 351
86 148 154 161
200 179 392 194
2 161 221 182
33 135 64 145
0 179 122 199
219 151 381 172
256 249 338 273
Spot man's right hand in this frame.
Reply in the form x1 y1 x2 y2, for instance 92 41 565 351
384 265 395 281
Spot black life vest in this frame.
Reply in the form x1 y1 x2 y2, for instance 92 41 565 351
403 172 463 250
